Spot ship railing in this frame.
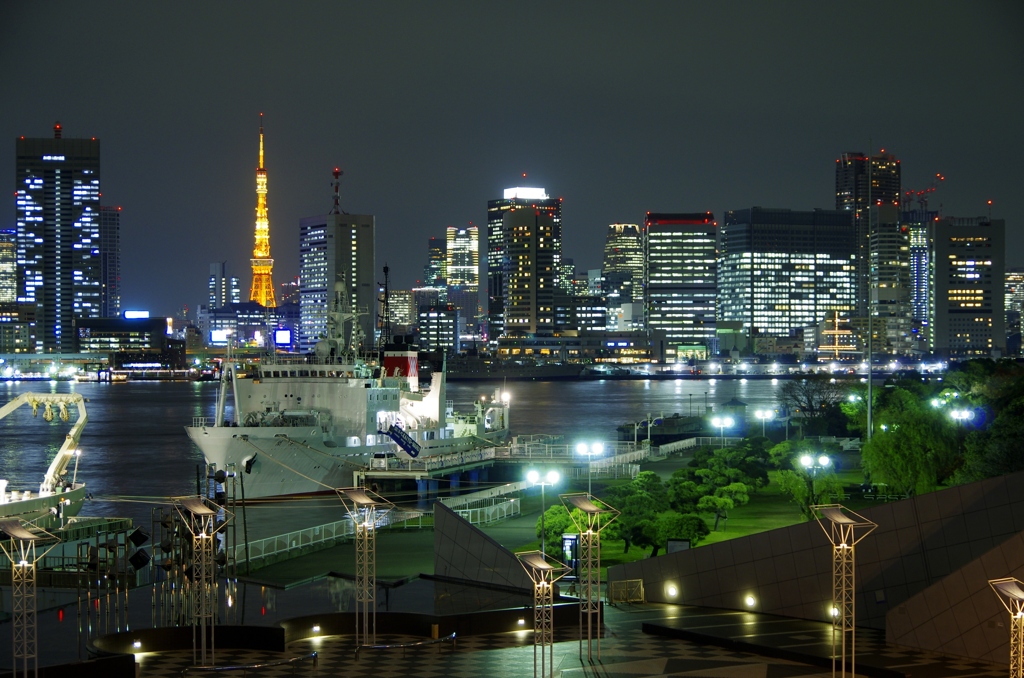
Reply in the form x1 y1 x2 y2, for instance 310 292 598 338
192 416 217 428
440 480 530 510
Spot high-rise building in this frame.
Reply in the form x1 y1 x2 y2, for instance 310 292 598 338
644 212 717 360
867 205 912 355
718 208 857 341
445 226 478 289
424 236 446 288
249 116 276 308
602 224 644 304
208 262 241 309
503 205 558 335
836 151 901 317
15 122 102 352
298 212 375 353
0 229 15 303
903 208 938 324
98 205 121 318
418 304 459 354
929 217 1005 358
486 187 561 338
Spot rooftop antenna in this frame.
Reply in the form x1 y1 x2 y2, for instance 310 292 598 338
377 265 391 357
330 167 347 215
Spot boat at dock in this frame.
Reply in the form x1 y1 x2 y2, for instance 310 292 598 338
0 392 88 530
185 279 511 499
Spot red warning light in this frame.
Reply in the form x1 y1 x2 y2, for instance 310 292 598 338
58 609 64 622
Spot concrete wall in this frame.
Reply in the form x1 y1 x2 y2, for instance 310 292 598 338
433 501 533 590
608 471 1024 631
886 531 1024 664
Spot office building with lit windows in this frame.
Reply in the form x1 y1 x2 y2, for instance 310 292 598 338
603 223 644 304
929 217 1005 358
718 208 857 341
0 229 15 303
836 151 901 317
424 236 445 288
298 213 375 353
418 304 459 354
445 225 479 332
98 205 121 318
486 187 561 338
502 205 558 336
867 205 912 355
208 262 242 310
644 212 717 359
15 123 102 352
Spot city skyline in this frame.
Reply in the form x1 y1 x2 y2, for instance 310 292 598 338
1 3 1021 317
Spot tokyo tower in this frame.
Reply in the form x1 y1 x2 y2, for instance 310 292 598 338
249 113 276 307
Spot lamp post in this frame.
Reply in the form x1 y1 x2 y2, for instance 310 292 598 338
711 416 734 448
527 469 560 558
754 409 774 437
800 454 831 505
950 408 975 425
574 442 603 496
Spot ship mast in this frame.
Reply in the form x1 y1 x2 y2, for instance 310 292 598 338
249 113 277 307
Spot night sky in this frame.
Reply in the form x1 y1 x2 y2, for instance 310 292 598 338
2 2 1022 317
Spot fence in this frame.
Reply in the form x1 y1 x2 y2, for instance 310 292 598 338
455 498 520 525
658 437 744 454
608 579 645 604
440 481 530 510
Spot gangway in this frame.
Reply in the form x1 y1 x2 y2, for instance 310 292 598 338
379 424 422 458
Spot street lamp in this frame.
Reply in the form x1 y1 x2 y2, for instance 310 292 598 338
754 409 774 437
574 442 604 496
527 469 560 558
950 409 975 425
711 416 734 448
800 454 831 476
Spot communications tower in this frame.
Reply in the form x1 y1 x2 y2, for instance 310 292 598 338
249 114 276 307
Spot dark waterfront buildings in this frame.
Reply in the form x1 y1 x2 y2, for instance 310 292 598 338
486 188 561 340
644 212 717 360
836 151 902 317
15 123 102 352
718 207 857 340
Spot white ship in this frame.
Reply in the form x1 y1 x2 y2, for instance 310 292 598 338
0 393 88 530
185 279 510 499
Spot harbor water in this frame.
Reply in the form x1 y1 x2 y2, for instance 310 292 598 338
0 377 787 527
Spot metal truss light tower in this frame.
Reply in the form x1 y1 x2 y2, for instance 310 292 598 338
561 493 618 662
0 519 59 678
337 487 394 648
989 577 1024 678
518 550 570 678
249 113 276 308
812 504 876 678
174 496 233 667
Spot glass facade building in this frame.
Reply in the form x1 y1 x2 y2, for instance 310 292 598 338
15 124 102 352
718 208 856 340
298 213 375 353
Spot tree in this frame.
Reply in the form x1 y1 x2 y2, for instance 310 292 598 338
779 375 850 419
955 396 1024 483
696 482 749 531
605 472 670 554
535 504 575 556
775 469 845 521
860 388 959 495
651 512 710 556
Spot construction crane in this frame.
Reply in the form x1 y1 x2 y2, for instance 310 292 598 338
901 172 945 213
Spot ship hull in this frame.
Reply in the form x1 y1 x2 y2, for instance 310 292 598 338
185 424 509 498
0 483 86 531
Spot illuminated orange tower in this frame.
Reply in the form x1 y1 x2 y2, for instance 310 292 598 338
249 113 276 307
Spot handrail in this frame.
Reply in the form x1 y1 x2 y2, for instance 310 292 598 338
180 651 317 674
354 632 456 660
